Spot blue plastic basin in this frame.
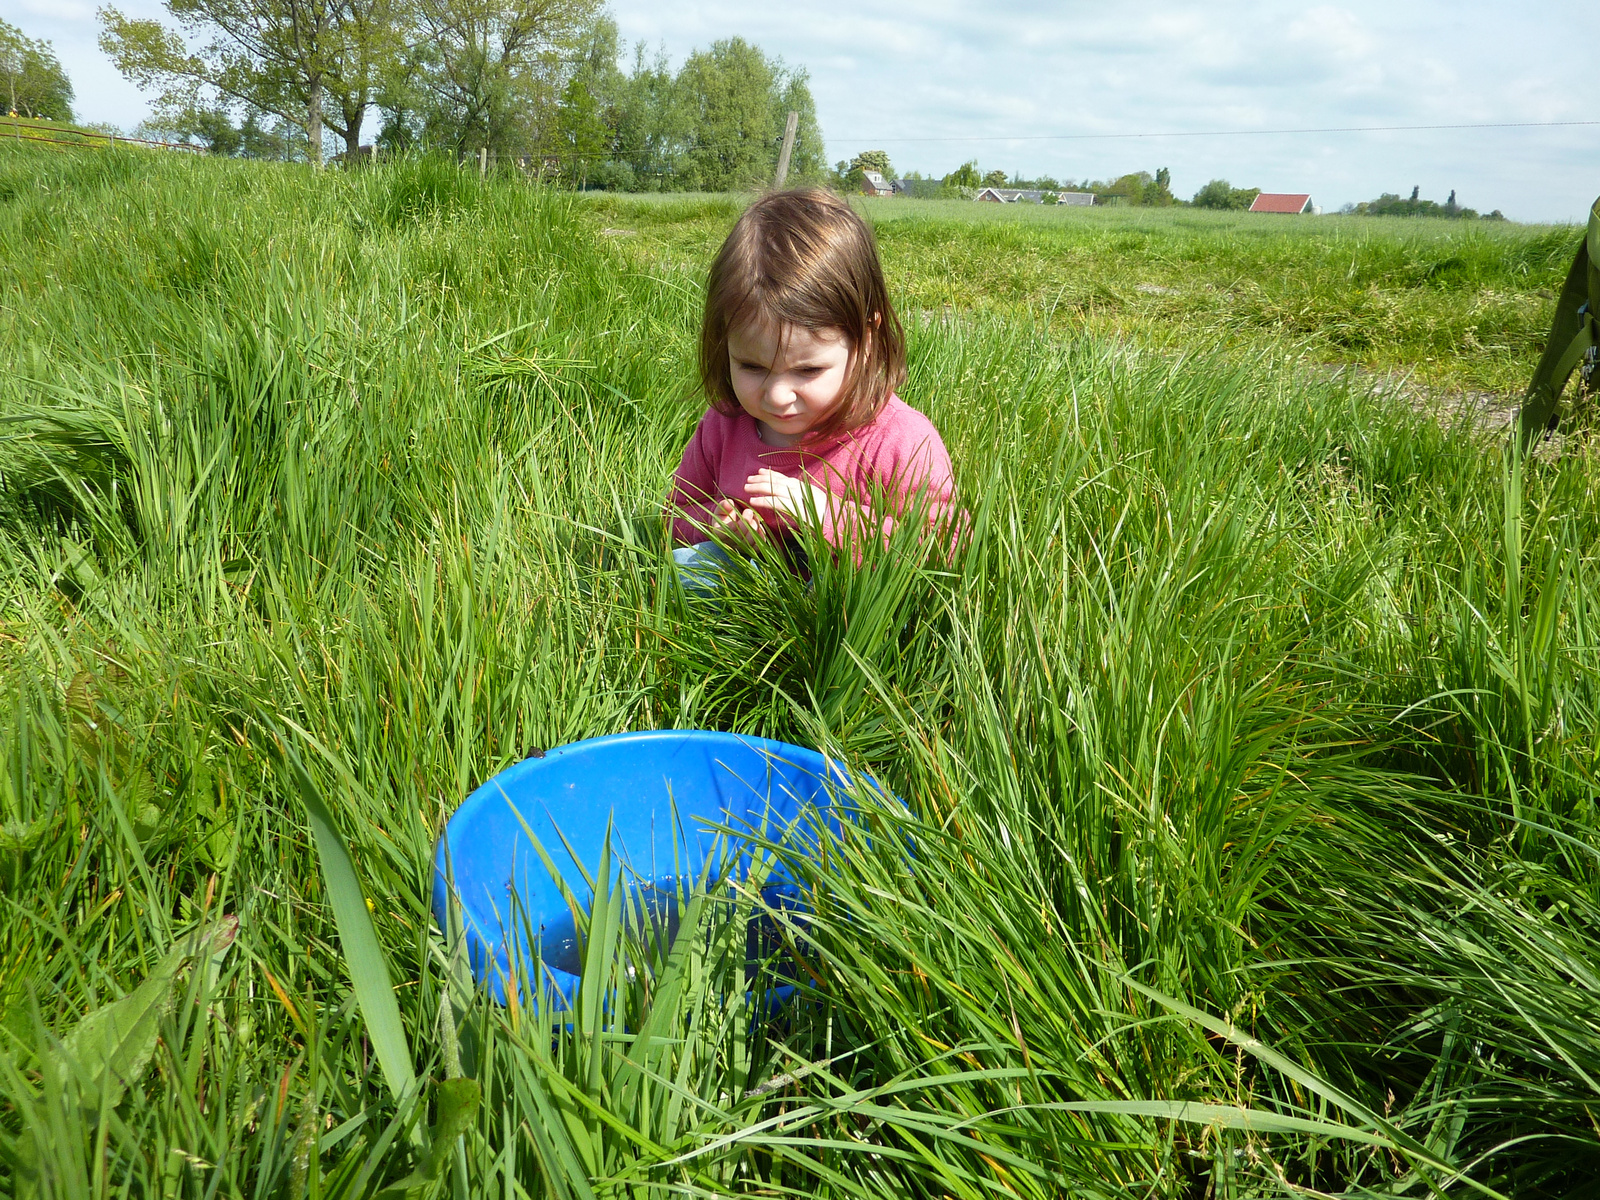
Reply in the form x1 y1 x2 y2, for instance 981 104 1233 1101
430 730 864 1008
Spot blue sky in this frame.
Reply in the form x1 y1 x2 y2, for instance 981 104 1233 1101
16 0 1598 222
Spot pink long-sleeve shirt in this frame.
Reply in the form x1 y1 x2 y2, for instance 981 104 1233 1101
668 395 956 548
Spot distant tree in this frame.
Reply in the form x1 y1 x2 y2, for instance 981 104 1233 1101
1144 166 1174 206
834 159 867 192
141 104 287 156
889 174 948 199
1409 185 1420 202
147 105 229 151
1352 189 1493 220
0 20 74 121
1099 171 1152 206
849 149 892 179
588 158 634 190
942 160 980 189
981 168 1008 188
1191 178 1259 210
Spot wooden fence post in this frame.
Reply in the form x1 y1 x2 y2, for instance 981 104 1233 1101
773 110 798 190
479 146 487 179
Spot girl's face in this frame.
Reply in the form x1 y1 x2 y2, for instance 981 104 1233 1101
727 321 854 447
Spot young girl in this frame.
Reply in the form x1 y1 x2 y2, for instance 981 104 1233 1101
668 188 955 587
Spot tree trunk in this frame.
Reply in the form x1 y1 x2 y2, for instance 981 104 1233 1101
342 103 363 160
307 77 324 167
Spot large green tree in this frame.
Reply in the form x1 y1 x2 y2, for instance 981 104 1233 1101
0 20 74 121
551 17 620 184
99 0 401 164
772 66 824 183
407 0 599 155
673 38 822 192
674 38 772 191
605 42 683 188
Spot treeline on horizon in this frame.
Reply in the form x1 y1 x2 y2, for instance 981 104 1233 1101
884 158 1506 219
128 28 824 196
92 0 828 192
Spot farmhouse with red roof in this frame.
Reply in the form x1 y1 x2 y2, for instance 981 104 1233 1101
1250 193 1318 215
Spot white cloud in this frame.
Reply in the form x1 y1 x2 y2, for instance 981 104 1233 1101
1287 7 1378 58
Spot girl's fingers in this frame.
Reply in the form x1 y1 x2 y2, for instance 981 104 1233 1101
745 469 795 496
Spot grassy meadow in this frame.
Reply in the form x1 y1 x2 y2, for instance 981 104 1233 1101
1 144 1598 1198
589 191 1579 398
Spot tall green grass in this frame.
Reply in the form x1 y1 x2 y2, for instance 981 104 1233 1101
1 144 1597 1196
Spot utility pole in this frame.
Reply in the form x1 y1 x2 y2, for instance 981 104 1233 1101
773 110 798 190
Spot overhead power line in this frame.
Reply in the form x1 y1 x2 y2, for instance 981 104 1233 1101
841 119 1600 145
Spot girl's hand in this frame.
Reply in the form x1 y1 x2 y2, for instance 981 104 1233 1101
744 469 831 527
711 497 766 547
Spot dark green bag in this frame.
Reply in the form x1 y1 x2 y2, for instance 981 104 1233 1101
1520 196 1600 445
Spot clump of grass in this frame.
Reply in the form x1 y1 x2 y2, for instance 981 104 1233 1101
1 143 1597 1196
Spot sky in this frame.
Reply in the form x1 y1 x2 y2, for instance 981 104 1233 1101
14 0 1599 223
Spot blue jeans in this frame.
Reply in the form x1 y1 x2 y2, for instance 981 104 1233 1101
672 540 739 598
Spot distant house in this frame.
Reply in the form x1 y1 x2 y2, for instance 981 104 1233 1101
976 187 1095 206
977 187 1038 203
862 170 895 197
1249 193 1316 215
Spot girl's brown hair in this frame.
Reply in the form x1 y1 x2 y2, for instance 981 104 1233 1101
699 188 906 441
